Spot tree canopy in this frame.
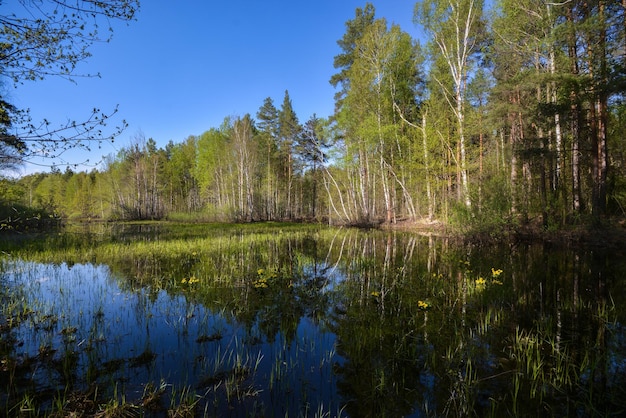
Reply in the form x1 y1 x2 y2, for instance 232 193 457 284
3 1 626 230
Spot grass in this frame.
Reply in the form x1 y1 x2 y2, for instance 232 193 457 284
3 225 323 415
2 221 626 416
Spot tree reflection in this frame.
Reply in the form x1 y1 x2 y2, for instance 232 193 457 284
328 233 432 417
3 225 626 416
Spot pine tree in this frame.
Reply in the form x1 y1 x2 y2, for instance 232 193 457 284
330 3 377 110
296 114 328 219
256 97 280 219
278 90 301 219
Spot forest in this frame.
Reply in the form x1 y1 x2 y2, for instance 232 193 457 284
2 0 626 231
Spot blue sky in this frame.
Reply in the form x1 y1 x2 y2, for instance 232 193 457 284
8 1 421 174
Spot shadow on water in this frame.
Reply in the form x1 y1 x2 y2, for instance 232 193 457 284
1 223 625 416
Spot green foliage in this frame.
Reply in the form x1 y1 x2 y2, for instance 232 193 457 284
451 174 515 235
330 2 377 104
164 137 200 213
4 2 626 229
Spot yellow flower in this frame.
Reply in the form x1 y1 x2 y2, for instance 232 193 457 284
257 268 265 276
371 291 380 297
253 277 269 288
491 268 503 278
181 278 188 284
418 300 430 310
492 279 503 285
254 281 268 289
475 277 487 286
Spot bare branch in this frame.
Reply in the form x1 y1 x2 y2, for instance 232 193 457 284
0 0 139 170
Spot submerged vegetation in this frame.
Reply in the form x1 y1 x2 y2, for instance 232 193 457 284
1 222 625 416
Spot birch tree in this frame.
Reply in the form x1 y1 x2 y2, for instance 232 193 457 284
195 125 233 216
414 0 486 208
232 114 257 221
350 21 421 223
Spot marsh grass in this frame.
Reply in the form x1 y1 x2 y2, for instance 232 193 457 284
1 222 626 416
195 335 264 407
0 224 336 415
168 385 200 417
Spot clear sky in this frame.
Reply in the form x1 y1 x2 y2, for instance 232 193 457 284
7 1 421 174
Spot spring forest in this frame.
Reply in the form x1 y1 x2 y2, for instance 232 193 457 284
3 0 626 228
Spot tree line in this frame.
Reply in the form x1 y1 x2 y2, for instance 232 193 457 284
3 0 626 229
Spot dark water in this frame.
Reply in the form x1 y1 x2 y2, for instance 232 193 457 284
1 224 625 416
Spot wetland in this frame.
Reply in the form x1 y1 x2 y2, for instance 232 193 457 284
1 222 625 417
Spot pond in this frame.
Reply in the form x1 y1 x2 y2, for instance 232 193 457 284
1 222 625 417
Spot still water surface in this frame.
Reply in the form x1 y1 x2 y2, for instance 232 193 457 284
1 223 625 416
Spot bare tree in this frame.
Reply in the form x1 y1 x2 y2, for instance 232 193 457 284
0 0 139 170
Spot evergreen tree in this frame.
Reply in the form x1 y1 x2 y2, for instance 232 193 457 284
256 97 281 219
278 90 301 219
330 3 377 110
296 114 328 219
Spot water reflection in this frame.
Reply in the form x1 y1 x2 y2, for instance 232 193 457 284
1 225 625 416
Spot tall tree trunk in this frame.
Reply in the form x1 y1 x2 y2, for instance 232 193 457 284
358 144 371 222
377 104 393 224
547 2 563 196
567 4 582 213
597 0 609 218
423 112 434 221
510 88 526 219
287 152 293 220
457 90 471 208
623 0 626 70
589 0 609 218
323 166 351 222
266 142 272 220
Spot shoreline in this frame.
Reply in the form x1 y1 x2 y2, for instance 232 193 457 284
380 217 626 251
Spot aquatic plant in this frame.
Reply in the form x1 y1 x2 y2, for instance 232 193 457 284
1 223 625 417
